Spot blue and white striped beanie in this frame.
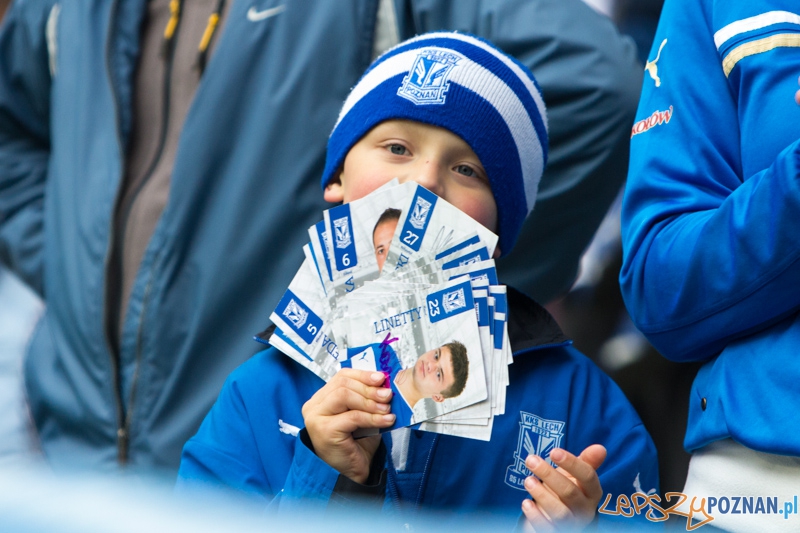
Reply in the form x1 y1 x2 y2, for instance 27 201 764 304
321 32 548 256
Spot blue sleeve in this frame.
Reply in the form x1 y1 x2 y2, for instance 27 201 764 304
176 375 273 500
620 0 800 361
177 349 341 506
585 376 659 529
404 0 642 303
274 435 341 510
0 0 56 295
555 348 659 528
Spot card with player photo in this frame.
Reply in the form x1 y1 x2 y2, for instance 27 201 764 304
340 277 487 430
382 184 498 276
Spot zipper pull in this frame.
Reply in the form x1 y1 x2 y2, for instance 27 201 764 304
117 426 129 465
196 0 227 75
196 13 220 74
161 0 182 57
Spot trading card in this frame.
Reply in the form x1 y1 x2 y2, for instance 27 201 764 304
268 327 329 381
322 181 417 309
340 277 488 431
383 184 498 274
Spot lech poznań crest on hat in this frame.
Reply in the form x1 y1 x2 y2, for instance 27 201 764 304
505 411 565 490
398 49 462 105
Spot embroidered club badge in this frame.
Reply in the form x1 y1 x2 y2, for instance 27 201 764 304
397 49 462 105
505 411 565 491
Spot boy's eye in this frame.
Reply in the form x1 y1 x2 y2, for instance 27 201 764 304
455 164 476 177
388 144 407 155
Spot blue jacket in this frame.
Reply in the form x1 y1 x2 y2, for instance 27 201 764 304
0 0 640 471
177 289 658 528
620 0 800 454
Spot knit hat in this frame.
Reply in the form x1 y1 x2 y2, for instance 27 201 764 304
321 32 548 256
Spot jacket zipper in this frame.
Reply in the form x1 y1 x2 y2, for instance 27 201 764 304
414 433 439 512
103 0 128 466
120 264 158 463
104 0 184 465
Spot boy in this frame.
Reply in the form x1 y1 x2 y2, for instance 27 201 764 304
178 33 657 530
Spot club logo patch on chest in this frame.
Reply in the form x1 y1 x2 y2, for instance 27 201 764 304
505 411 565 491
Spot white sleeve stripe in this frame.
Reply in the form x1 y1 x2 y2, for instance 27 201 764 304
714 10 800 49
722 33 800 77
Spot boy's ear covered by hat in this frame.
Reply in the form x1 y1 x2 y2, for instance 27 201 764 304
321 32 548 257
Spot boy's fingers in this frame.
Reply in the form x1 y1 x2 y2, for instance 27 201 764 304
328 370 388 397
309 410 395 440
525 453 584 503
333 368 387 385
524 475 573 524
306 371 390 413
524 448 604 524
333 410 396 434
549 447 605 499
314 411 395 438
310 385 391 417
336 371 392 405
577 444 607 471
521 497 556 532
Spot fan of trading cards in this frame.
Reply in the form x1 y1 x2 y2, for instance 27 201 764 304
263 180 511 440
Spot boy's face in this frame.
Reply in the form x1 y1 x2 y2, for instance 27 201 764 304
411 345 456 403
324 120 499 237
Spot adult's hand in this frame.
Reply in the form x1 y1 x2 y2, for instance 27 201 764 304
302 369 395 483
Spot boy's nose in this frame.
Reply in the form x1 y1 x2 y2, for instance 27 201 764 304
406 161 445 196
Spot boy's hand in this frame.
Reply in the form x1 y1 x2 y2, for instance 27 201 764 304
521 444 607 532
302 369 395 484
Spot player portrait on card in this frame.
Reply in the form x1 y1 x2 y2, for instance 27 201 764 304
342 337 470 431
341 277 488 430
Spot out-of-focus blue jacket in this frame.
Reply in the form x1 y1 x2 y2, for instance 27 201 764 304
621 0 800 455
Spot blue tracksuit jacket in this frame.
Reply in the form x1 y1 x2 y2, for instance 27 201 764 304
621 0 800 455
